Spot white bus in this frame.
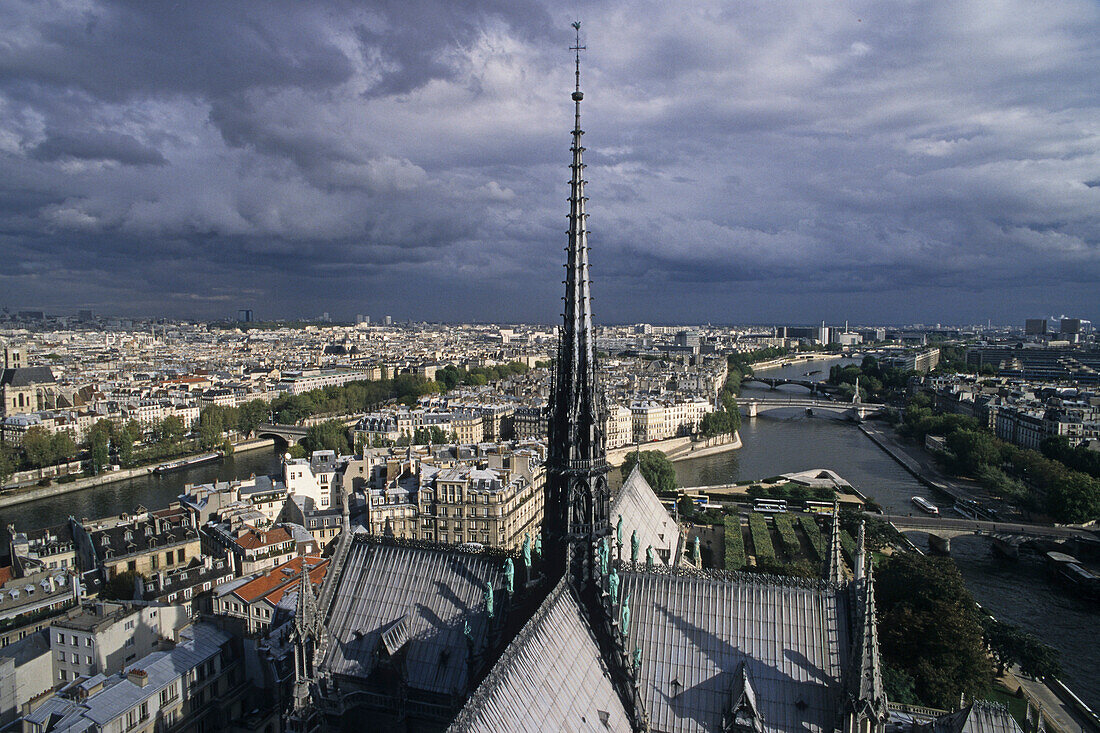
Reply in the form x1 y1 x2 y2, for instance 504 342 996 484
753 498 788 514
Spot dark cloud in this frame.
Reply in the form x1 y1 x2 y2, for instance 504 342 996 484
32 130 166 166
0 0 1098 323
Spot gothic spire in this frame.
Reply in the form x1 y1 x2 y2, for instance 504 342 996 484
855 520 866 581
825 498 844 584
546 20 611 582
844 558 888 733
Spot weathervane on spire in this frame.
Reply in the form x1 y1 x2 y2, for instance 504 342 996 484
570 21 585 100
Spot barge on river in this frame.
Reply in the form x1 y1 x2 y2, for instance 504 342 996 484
153 451 223 475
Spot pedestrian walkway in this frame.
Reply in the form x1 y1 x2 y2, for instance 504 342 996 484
1000 668 1100 733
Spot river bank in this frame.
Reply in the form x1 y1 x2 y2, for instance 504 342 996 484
606 431 742 467
0 437 276 510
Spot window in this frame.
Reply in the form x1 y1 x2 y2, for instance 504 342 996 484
71 635 77 646
57 651 65 662
56 632 64 644
85 638 93 647
59 669 67 681
177 549 185 562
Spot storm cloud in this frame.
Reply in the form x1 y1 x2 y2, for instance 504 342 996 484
1 0 1098 324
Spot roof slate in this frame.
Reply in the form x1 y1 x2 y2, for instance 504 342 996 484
323 541 499 696
449 579 632 733
611 465 681 566
621 571 851 733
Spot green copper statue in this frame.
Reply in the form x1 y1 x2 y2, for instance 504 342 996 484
503 558 514 595
621 591 631 635
630 529 639 565
484 581 494 619
692 535 702 567
522 533 531 571
609 566 619 604
598 536 609 576
632 647 642 672
646 545 655 570
533 533 542 559
616 515 624 546
463 618 472 643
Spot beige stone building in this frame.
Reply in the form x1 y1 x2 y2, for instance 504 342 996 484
0 346 58 419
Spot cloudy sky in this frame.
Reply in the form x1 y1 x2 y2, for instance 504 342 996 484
2 0 1098 325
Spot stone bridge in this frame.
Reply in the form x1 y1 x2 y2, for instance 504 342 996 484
255 415 362 446
739 397 884 422
255 423 310 445
878 513 1094 556
743 377 836 394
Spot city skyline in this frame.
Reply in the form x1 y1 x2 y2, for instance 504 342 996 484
2 0 1098 323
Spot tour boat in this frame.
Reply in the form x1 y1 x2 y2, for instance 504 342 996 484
911 496 939 515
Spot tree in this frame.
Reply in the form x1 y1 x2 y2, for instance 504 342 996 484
620 450 677 494
236 399 268 436
50 431 77 464
883 666 919 705
100 570 138 601
303 421 352 454
153 415 186 445
197 406 225 450
946 429 1002 474
1045 473 1100 524
21 426 55 468
876 552 991 709
90 429 110 474
983 617 1061 679
0 444 16 485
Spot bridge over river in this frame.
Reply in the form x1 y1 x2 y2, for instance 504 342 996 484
876 512 1098 556
739 396 885 421
256 415 363 445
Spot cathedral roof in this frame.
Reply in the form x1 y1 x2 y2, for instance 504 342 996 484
449 577 632 732
920 702 1025 733
0 366 55 387
612 464 681 566
322 540 499 696
621 570 851 733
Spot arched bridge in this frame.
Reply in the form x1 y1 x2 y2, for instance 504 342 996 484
256 423 310 445
743 377 838 394
878 512 1095 556
740 397 884 421
256 415 363 446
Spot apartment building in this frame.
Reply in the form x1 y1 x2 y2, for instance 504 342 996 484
212 556 328 635
76 507 201 583
50 602 190 683
25 623 244 733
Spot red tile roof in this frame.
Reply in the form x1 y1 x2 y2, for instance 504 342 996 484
231 556 329 605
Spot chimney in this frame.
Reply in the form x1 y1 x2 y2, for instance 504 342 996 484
127 669 149 687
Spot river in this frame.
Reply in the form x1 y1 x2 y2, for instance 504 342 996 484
669 355 1099 709
2 354 1096 708
0 446 284 546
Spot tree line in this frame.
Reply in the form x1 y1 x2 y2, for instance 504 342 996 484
903 393 1100 522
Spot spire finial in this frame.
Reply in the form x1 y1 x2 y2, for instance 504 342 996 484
570 21 585 101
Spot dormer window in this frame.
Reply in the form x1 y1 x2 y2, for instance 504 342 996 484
145 527 153 537
123 530 133 542
100 535 110 547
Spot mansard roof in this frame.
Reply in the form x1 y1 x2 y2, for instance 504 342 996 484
449 578 632 733
621 569 851 733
